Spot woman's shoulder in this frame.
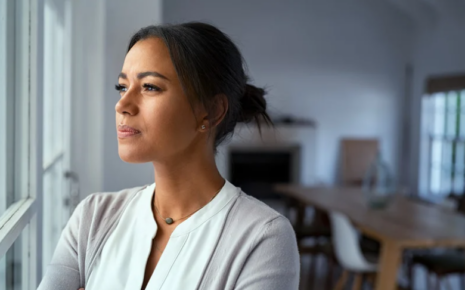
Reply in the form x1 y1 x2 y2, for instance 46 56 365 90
75 185 149 236
203 190 299 289
81 185 147 211
226 190 295 239
232 191 286 224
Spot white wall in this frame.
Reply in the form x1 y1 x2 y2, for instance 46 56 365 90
411 2 465 195
163 0 414 185
102 0 163 192
70 0 106 199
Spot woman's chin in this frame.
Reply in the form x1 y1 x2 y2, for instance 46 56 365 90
118 148 149 163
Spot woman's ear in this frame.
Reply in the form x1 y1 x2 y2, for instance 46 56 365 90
197 95 228 132
210 94 228 127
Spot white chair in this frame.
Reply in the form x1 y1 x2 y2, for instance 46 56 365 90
329 211 378 290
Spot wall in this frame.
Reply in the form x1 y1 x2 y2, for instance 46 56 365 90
71 0 106 198
163 0 414 185
102 0 163 192
410 2 465 195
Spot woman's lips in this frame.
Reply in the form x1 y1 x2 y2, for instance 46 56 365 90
117 125 141 139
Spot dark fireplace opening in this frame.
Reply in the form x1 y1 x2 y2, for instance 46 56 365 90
229 147 300 200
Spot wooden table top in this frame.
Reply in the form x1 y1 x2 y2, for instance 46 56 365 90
275 184 465 248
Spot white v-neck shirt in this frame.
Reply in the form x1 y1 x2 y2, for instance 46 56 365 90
86 180 240 290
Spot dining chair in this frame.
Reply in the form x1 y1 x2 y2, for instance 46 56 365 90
329 211 379 290
293 205 380 289
340 138 379 186
340 138 382 254
407 250 465 290
285 196 334 289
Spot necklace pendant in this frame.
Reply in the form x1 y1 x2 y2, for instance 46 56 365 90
165 217 174 225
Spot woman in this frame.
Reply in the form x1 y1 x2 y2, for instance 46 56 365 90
38 22 300 290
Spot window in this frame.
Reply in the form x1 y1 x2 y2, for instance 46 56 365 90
422 75 465 196
0 0 43 289
0 227 27 290
1 0 90 288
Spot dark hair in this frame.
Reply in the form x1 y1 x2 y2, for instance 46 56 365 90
127 22 273 149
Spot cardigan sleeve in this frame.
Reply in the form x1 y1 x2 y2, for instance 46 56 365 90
234 216 300 290
37 197 87 290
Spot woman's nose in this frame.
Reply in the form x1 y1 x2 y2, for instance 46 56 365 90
115 90 139 116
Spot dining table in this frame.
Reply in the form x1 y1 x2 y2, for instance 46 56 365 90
274 184 465 290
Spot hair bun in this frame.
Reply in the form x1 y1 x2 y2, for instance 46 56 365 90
238 84 268 123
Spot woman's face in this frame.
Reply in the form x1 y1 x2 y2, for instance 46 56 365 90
115 37 206 163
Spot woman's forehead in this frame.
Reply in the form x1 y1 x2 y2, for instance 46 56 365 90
122 38 176 79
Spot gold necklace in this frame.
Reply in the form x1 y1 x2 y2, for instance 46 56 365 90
154 186 222 225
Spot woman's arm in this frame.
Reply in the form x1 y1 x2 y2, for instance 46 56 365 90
234 216 300 290
37 199 86 290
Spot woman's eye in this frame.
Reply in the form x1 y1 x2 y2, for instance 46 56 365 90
143 83 162 92
115 84 127 93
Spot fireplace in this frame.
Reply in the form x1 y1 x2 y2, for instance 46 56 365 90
228 145 301 200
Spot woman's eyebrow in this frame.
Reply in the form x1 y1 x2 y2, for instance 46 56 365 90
118 71 170 81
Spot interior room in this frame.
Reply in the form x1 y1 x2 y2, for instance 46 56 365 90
1 0 465 289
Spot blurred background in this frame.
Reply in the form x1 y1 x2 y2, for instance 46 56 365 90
1 0 465 289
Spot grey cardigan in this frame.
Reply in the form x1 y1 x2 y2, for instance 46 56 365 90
38 185 300 290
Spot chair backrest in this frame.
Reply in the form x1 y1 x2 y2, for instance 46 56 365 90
329 211 376 272
341 139 379 186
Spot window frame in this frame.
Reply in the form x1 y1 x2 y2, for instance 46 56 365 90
0 0 44 289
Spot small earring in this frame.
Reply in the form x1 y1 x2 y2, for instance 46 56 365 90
201 125 206 130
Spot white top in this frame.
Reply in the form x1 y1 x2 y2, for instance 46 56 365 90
86 180 240 290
